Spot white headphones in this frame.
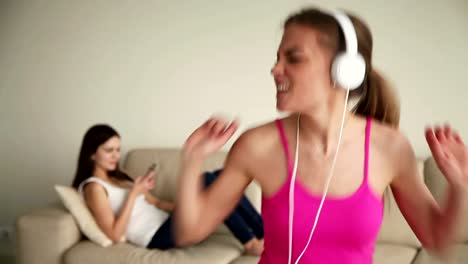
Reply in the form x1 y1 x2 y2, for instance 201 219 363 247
330 10 366 90
287 9 363 264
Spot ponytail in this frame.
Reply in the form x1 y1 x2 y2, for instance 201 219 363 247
353 68 400 127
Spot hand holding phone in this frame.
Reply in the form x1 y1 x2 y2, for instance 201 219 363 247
132 163 158 194
145 163 158 177
144 163 157 188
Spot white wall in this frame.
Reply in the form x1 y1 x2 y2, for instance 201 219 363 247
1 0 467 227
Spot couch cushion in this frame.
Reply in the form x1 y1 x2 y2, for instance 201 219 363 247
412 244 468 264
373 243 418 264
229 255 259 264
64 234 243 264
64 241 133 264
54 185 115 247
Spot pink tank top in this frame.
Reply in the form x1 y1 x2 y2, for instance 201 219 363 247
259 117 384 264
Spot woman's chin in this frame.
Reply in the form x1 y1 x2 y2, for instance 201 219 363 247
276 102 292 113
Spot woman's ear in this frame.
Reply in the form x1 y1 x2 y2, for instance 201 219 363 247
90 154 96 161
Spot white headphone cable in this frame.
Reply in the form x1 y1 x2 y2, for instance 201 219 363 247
288 88 350 264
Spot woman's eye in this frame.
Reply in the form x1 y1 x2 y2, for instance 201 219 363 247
287 56 300 64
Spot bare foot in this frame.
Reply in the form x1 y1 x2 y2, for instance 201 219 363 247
244 238 264 256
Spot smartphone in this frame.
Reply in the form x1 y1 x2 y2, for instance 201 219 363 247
145 163 158 176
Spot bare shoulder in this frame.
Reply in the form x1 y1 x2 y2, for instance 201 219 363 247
234 121 278 152
82 182 107 200
370 119 416 176
226 120 280 174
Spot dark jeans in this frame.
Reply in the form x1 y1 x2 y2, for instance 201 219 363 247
146 169 264 249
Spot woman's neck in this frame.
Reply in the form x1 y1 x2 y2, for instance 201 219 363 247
296 95 353 156
93 167 109 180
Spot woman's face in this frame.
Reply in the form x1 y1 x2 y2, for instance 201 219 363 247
272 23 334 113
92 136 121 172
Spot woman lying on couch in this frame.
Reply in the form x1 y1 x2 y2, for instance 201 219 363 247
71 124 264 255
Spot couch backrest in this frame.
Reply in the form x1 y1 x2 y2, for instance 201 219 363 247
123 148 224 200
123 148 466 246
122 148 261 212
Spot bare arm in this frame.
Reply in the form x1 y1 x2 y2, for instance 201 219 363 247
83 183 139 243
83 174 155 243
174 118 254 245
145 193 175 212
391 126 467 256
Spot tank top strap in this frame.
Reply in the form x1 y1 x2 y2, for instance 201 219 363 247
364 117 372 183
78 177 112 194
275 119 294 178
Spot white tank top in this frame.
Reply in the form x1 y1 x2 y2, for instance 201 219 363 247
78 177 170 247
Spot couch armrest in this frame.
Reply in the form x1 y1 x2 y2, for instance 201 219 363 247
16 207 81 264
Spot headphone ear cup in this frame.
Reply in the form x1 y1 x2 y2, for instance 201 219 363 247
331 53 366 90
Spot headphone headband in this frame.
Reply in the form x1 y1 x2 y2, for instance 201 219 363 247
329 9 366 90
331 10 358 54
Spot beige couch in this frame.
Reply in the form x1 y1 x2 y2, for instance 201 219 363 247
16 148 468 264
